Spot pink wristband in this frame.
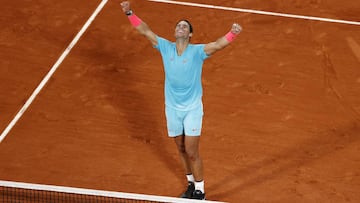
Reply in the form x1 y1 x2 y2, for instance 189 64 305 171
128 14 142 27
225 31 237 42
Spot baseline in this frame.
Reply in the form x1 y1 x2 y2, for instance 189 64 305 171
149 0 360 26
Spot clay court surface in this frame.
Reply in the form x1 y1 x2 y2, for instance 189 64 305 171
1 0 360 202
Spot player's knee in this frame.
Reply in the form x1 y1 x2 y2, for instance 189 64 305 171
176 143 186 154
185 147 199 161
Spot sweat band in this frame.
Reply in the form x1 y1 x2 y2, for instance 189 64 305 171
128 13 142 27
225 31 237 42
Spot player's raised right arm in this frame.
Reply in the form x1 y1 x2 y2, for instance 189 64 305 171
120 1 158 46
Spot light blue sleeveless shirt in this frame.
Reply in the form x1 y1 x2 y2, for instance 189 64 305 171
154 36 209 111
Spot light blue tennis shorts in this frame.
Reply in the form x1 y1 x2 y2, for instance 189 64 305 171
165 104 204 137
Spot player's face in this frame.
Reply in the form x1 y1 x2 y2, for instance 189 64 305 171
175 21 192 39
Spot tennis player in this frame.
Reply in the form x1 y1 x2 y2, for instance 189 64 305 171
120 1 242 200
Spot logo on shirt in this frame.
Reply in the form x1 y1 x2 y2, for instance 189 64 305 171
169 57 188 64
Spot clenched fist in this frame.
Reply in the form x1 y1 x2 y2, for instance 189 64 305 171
120 1 131 14
231 23 242 35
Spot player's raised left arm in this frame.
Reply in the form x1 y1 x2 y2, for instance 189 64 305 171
204 23 242 56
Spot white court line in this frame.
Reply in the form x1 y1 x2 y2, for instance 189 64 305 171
0 0 109 143
148 0 360 26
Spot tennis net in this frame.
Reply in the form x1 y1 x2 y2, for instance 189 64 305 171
0 180 226 203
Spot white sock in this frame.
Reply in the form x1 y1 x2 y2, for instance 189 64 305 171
186 174 195 183
195 180 205 193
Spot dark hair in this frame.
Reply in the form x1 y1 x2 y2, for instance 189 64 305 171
176 19 193 33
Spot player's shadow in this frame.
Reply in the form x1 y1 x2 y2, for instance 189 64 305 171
208 121 360 200
77 30 184 183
